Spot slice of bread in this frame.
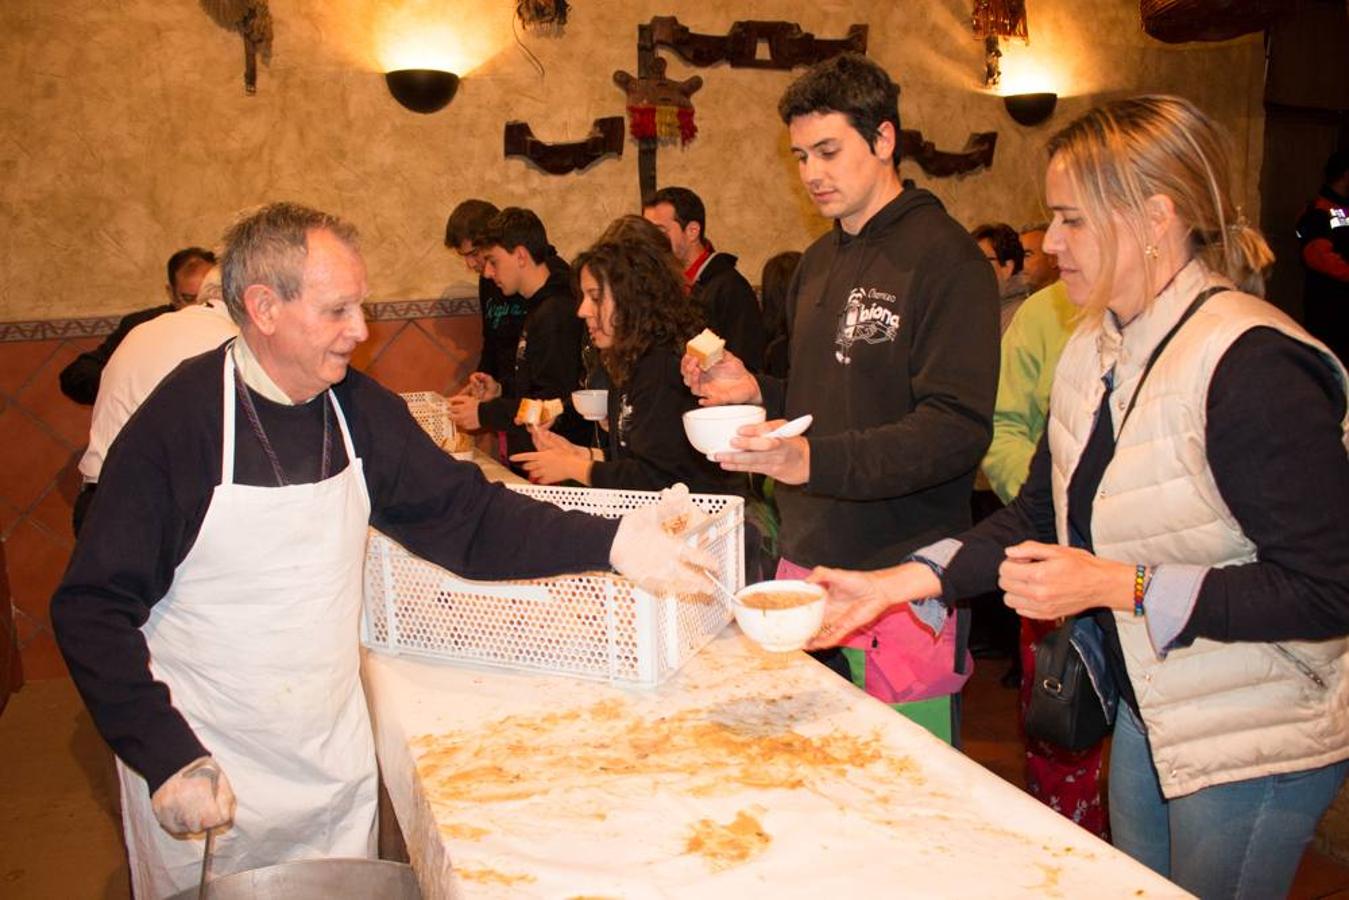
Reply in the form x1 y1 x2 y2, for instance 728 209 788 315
686 328 726 370
515 397 566 426
439 429 474 453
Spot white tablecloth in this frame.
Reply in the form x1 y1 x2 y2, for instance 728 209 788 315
363 633 1187 898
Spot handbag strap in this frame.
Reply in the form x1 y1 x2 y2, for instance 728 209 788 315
1114 285 1227 436
1044 620 1079 680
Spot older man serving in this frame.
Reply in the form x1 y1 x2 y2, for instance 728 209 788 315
52 202 700 898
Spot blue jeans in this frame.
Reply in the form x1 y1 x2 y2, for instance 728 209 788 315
1110 701 1348 899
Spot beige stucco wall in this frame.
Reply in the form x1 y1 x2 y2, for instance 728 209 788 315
0 0 1264 322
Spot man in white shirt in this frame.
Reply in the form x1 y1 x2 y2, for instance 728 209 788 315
73 266 238 534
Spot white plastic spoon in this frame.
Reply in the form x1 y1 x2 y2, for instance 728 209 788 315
764 414 813 439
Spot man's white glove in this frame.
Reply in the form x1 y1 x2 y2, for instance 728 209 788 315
610 484 717 594
151 755 237 836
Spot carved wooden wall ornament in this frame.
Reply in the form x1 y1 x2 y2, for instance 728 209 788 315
613 57 702 147
503 117 625 175
517 0 569 32
971 0 1026 88
646 17 869 69
971 0 1028 40
900 129 997 177
1141 0 1283 43
199 0 273 94
618 15 994 198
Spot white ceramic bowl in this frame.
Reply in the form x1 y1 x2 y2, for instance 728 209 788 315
731 579 826 653
681 405 766 460
571 389 608 421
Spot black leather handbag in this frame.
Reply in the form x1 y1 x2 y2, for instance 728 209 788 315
1025 619 1109 751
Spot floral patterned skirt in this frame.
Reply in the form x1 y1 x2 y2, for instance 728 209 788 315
1019 617 1109 840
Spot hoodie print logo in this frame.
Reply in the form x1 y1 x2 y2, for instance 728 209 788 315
616 393 634 447
835 287 901 364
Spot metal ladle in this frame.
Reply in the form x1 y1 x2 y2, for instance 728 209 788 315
702 568 739 606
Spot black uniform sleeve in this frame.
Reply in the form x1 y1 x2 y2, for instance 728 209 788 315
361 383 619 579
703 269 767 374
59 351 107 406
1177 329 1349 643
1295 205 1332 244
527 294 583 401
478 394 514 431
940 431 1057 600
479 291 584 439
589 353 715 491
756 259 806 419
806 258 999 500
51 390 216 792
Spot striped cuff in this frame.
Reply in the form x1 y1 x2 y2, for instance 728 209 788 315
907 538 964 635
1142 563 1209 657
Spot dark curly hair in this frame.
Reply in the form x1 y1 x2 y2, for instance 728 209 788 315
573 232 702 388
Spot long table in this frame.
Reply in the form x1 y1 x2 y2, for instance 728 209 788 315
364 636 1185 898
363 447 1186 897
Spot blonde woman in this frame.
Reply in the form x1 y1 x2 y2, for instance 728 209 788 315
806 96 1349 897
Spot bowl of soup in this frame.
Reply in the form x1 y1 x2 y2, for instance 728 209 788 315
731 579 826 652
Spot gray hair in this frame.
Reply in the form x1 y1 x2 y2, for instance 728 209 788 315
220 202 360 325
1018 222 1050 235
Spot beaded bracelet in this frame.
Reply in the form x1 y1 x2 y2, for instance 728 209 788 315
1133 564 1148 617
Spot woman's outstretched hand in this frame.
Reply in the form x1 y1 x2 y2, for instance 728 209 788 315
805 561 942 649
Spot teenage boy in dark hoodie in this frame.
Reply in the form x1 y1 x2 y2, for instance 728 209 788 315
448 207 588 459
682 53 999 740
644 186 767 372
445 199 527 400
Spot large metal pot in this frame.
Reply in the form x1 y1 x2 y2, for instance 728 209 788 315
167 858 421 899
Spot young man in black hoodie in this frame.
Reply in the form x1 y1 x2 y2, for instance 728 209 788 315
448 207 588 458
644 186 766 372
445 199 527 399
683 53 999 738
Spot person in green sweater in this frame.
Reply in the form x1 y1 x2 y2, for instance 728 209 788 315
981 280 1076 504
979 278 1108 839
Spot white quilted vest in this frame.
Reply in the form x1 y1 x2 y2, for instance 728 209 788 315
1048 261 1349 799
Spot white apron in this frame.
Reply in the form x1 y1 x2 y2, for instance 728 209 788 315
117 351 377 899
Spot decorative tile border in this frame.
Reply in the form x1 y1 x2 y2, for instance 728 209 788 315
0 293 482 343
0 317 122 343
365 296 479 322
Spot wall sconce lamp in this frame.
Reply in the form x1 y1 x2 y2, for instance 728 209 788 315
1003 92 1057 126
385 69 460 114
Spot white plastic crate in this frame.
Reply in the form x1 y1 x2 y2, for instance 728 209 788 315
362 484 743 687
401 390 456 447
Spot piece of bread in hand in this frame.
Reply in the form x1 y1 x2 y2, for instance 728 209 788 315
438 429 474 454
515 397 565 426
686 328 726 370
